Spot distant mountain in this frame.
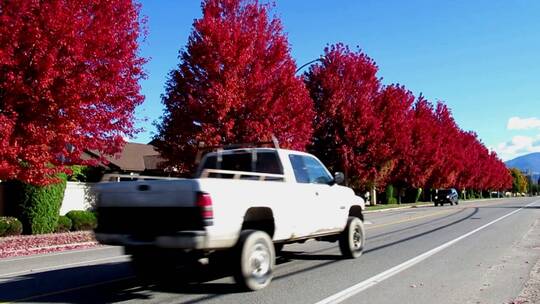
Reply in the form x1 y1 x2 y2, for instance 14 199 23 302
505 152 540 183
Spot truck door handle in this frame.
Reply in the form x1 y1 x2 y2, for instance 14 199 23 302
340 206 345 210
315 192 319 196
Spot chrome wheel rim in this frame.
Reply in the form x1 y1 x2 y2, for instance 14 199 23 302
249 243 270 278
352 224 362 250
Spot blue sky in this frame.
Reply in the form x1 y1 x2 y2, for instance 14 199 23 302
135 0 540 161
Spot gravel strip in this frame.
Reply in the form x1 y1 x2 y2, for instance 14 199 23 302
0 231 98 259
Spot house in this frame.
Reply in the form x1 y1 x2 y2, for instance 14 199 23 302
0 142 168 216
82 142 167 177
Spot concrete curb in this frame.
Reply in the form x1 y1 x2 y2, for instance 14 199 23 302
364 197 508 214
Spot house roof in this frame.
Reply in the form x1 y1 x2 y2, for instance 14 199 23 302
143 154 166 171
84 142 162 172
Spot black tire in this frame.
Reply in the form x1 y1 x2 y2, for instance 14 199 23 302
339 217 365 259
233 230 275 291
434 202 439 207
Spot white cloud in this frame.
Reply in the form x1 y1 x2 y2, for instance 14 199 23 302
507 117 540 130
496 134 540 161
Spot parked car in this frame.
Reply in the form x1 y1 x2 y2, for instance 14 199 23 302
434 188 459 206
94 143 365 291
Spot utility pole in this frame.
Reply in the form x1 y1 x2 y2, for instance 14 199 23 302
527 169 533 197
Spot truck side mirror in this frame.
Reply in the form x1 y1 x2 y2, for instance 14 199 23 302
334 172 345 185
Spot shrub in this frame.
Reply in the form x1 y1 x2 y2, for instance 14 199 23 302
402 188 422 204
0 217 23 237
414 188 422 203
385 185 397 204
67 165 104 183
55 215 73 233
16 175 67 234
66 210 97 231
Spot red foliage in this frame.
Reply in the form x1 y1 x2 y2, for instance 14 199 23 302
305 44 383 188
407 99 512 192
154 0 314 173
0 0 145 185
402 97 442 189
424 102 462 188
373 84 415 187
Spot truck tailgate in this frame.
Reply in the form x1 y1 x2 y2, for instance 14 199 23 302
96 179 198 207
95 179 205 235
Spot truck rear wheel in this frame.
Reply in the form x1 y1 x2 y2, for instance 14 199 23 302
339 217 365 259
233 230 275 291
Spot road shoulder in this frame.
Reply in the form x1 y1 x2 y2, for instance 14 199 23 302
513 219 540 304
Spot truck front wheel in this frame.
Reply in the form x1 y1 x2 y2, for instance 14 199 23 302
233 230 275 291
339 217 365 259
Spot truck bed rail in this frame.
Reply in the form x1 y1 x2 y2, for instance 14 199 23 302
200 169 285 181
100 174 180 182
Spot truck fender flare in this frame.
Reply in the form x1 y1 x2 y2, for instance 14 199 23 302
241 207 275 238
348 205 364 221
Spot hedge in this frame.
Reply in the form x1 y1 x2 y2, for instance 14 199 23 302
55 215 73 233
15 175 67 235
0 217 23 237
66 210 97 231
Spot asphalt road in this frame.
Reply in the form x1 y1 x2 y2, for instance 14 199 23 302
1 197 539 304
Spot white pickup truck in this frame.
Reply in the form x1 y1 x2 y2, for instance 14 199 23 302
95 147 365 290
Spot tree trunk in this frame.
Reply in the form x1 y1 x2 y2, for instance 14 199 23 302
370 186 377 206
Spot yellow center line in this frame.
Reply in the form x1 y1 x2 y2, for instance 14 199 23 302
366 209 458 230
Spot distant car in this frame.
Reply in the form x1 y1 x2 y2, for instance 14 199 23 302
434 188 459 206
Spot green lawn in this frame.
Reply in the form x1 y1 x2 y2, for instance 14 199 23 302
365 201 432 211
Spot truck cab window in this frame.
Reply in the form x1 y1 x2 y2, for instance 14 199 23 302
289 154 310 183
289 154 332 184
201 151 283 176
302 156 333 184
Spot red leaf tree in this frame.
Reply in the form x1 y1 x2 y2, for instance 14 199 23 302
373 84 415 188
405 97 445 189
305 44 383 188
154 0 313 173
423 102 462 189
0 0 145 185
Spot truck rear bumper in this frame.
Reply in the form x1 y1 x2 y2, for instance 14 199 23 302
95 231 207 249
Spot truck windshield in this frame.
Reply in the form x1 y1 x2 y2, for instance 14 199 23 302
201 151 283 175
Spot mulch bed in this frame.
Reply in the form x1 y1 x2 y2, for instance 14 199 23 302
0 231 99 259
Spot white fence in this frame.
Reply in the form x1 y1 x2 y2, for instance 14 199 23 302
60 182 97 215
0 182 96 216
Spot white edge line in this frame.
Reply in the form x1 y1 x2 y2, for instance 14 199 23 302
0 255 130 278
314 200 539 304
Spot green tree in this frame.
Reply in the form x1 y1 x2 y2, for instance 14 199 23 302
509 168 528 194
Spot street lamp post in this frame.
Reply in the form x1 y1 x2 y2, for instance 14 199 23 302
295 57 324 74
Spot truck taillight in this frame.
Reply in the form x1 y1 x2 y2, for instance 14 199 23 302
196 192 214 223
